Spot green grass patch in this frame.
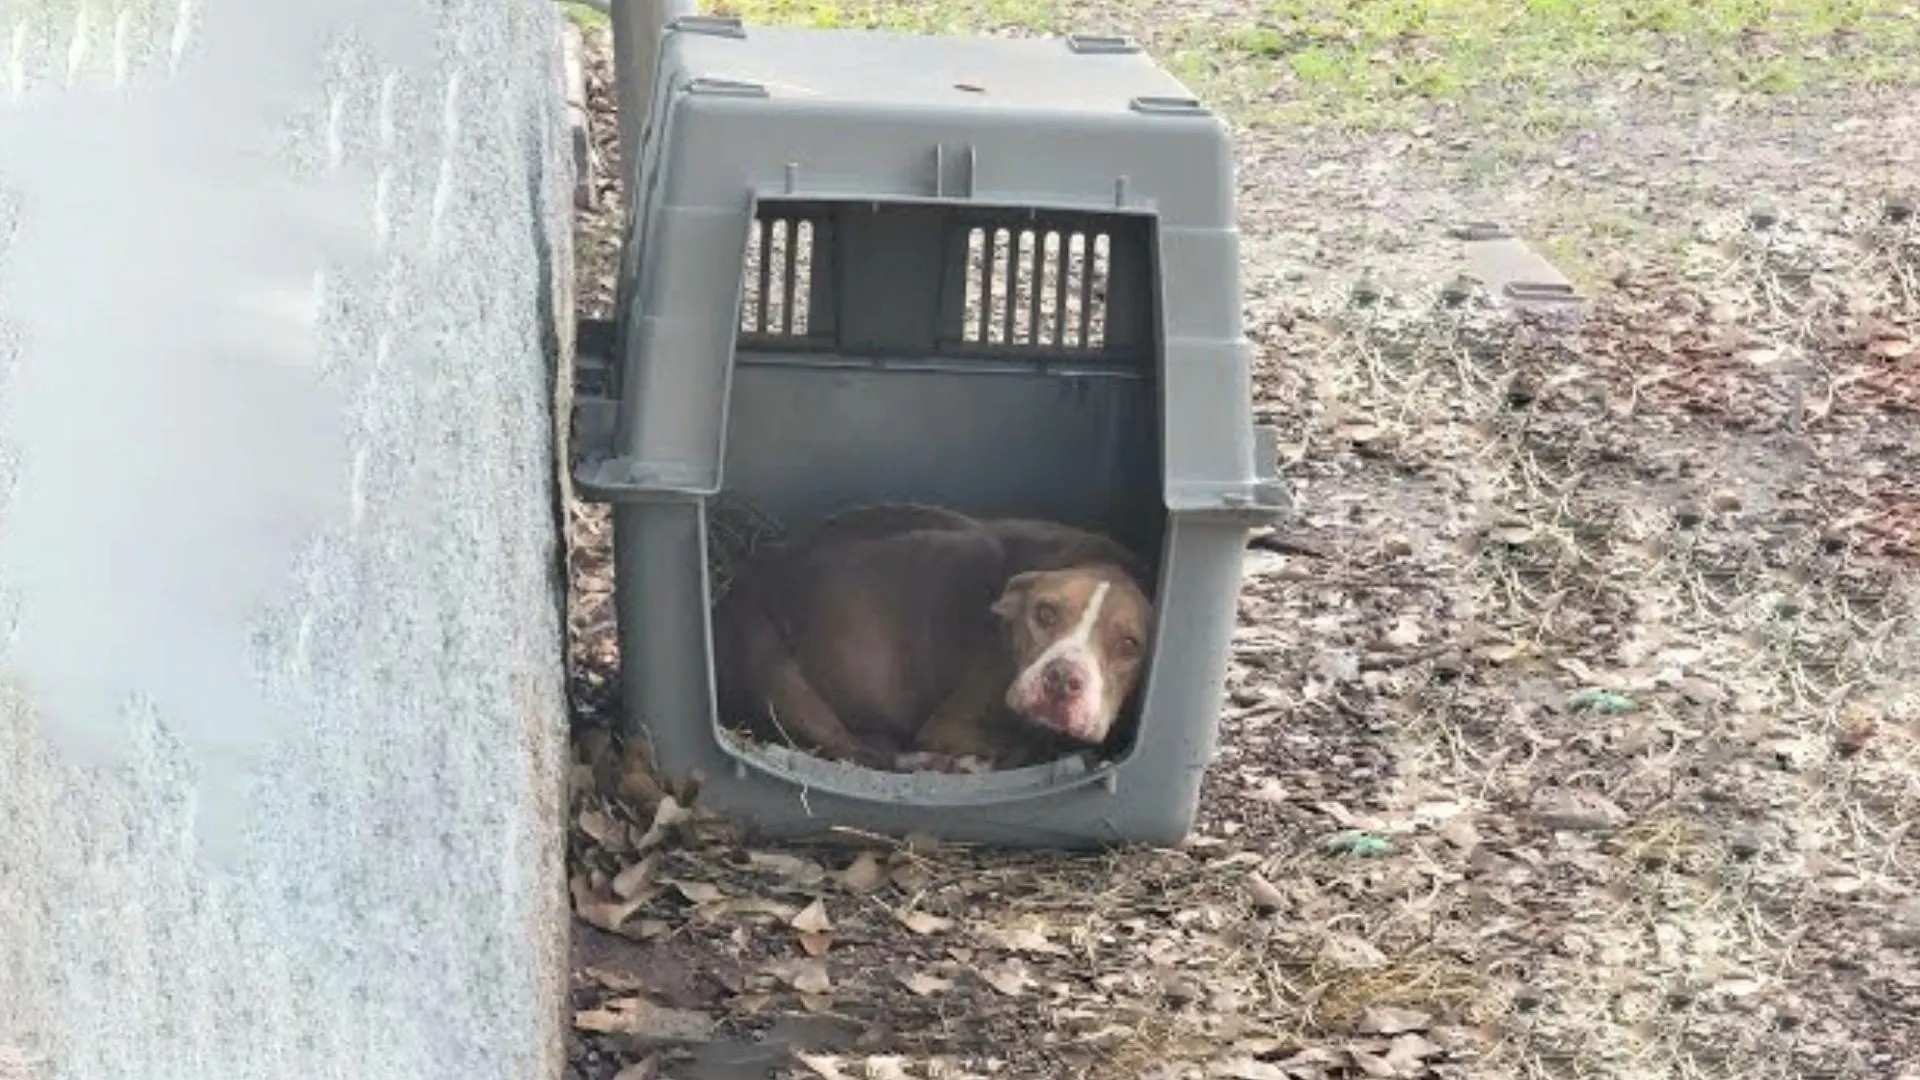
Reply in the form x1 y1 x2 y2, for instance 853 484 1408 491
708 0 1064 35
559 1 612 33
1209 0 1920 128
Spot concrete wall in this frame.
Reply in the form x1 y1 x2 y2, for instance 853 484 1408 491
0 1 574 1078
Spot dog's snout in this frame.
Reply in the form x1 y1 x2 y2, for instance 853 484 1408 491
1042 659 1085 700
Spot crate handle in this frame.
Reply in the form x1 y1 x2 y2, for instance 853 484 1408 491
667 14 746 38
1129 95 1207 116
1066 33 1140 54
685 77 769 99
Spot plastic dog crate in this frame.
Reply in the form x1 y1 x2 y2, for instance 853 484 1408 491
572 15 1287 848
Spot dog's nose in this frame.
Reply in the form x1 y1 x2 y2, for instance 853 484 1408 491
1043 660 1084 699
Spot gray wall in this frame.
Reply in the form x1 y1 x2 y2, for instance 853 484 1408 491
0 1 573 1077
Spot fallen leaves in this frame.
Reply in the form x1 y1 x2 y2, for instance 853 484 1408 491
1318 933 1389 973
769 956 834 997
1358 1005 1433 1036
1530 789 1630 833
974 918 1070 957
571 998 715 1045
1207 1030 1444 1080
837 852 889 894
791 898 833 934
794 1054 923 1080
669 879 725 905
976 957 1037 997
1247 871 1289 912
610 852 660 900
557 78 1920 1078
894 909 954 936
900 971 954 997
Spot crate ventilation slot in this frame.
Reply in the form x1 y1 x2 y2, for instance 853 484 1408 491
964 226 1110 350
740 215 817 338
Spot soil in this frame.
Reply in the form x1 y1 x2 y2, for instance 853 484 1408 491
560 10 1919 1079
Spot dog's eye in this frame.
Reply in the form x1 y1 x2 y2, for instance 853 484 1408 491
1032 601 1060 629
1114 635 1142 659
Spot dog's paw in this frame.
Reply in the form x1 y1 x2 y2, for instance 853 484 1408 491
893 751 994 775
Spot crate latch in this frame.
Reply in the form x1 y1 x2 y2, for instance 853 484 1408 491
667 14 747 38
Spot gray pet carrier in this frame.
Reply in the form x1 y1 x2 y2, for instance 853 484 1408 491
573 14 1287 847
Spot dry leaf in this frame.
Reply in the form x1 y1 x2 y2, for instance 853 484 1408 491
791 899 833 934
583 965 648 993
630 918 672 941
634 796 691 850
1383 618 1424 648
890 862 933 893
896 910 953 935
774 958 833 995
1868 337 1914 359
577 808 618 846
574 877 650 934
1384 1032 1442 1069
901 971 953 996
1358 1004 1433 1036
1346 1048 1398 1078
1437 817 1481 852
611 852 661 901
671 880 726 905
980 923 1069 956
795 1053 853 1080
1532 789 1628 832
798 931 833 957
977 957 1036 996
713 896 799 923
1246 872 1287 913
1206 1061 1289 1080
1278 1048 1348 1070
863 1056 913 1080
1478 642 1526 664
838 852 888 894
1318 933 1387 972
617 742 666 805
749 851 828 885
612 1057 661 1080
571 999 714 1043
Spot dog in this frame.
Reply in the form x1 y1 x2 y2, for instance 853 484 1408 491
712 503 1155 773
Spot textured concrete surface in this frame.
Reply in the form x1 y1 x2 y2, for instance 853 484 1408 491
0 1 574 1077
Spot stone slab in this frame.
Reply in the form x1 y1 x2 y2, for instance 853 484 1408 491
0 1 575 1077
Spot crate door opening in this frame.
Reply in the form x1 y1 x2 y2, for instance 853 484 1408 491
708 198 1167 777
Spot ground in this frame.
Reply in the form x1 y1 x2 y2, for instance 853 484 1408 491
556 2 1920 1078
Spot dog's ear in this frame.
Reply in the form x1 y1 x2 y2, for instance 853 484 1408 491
990 570 1044 620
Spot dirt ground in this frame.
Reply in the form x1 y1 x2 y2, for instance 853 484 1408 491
559 5 1918 1078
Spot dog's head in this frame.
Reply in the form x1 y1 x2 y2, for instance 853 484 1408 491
990 564 1154 745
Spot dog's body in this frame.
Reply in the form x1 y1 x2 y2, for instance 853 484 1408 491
712 504 1155 772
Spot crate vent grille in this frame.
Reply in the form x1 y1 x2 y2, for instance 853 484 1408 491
739 215 816 337
962 227 1110 350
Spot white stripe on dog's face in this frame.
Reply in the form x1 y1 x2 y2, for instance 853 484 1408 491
1005 580 1111 741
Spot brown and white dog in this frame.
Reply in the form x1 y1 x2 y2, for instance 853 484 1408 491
712 503 1155 773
